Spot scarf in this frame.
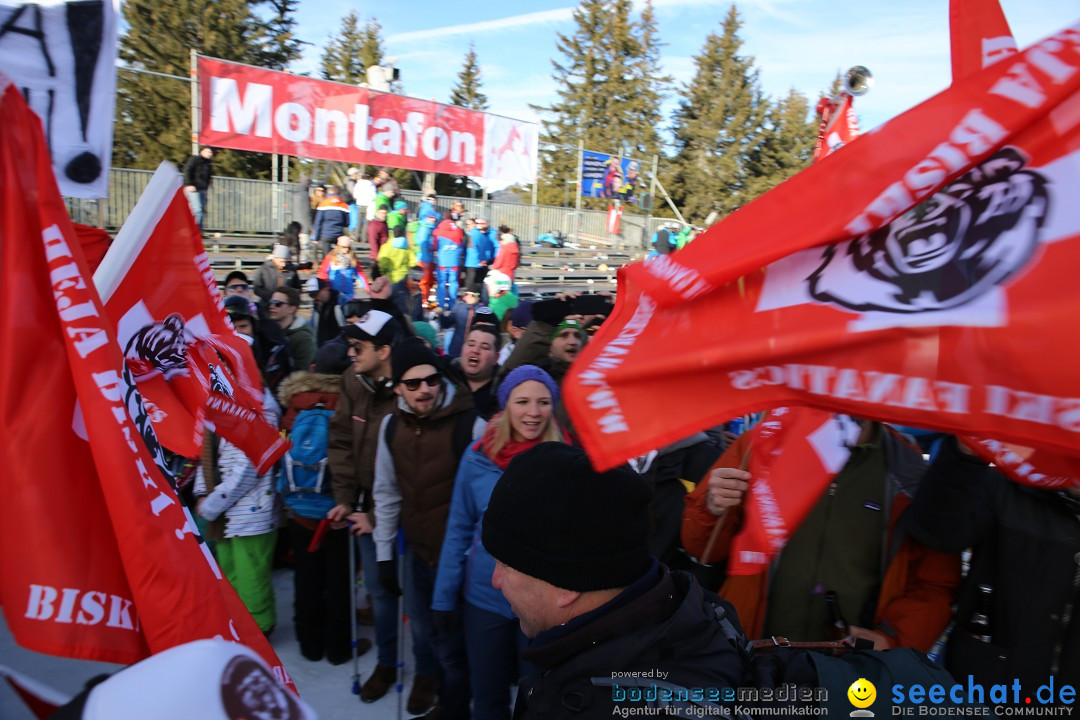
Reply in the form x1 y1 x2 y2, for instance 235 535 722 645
481 411 568 469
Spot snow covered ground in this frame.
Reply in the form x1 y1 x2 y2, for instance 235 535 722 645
0 567 421 720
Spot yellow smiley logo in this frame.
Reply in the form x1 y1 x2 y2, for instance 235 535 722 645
848 678 877 709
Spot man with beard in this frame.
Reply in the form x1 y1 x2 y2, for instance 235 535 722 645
327 309 405 703
538 319 584 384
373 337 485 718
453 325 500 420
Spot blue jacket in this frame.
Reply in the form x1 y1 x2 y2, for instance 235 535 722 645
432 442 514 618
415 218 437 264
312 195 351 240
418 201 443 225
437 235 463 268
465 228 495 268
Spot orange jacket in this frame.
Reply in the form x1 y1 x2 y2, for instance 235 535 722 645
681 431 960 651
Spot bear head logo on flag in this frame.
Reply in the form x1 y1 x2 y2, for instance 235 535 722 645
808 147 1049 314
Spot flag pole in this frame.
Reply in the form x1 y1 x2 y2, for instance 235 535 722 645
700 440 753 564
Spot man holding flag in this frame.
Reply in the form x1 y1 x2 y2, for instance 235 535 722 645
682 412 960 651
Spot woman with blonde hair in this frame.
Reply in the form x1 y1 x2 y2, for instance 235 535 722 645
432 365 565 720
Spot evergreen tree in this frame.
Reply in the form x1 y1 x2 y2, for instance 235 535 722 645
743 88 815 200
436 44 490 197
254 0 306 70
320 12 368 85
533 0 670 208
115 0 293 177
359 18 386 72
449 43 489 111
664 5 767 223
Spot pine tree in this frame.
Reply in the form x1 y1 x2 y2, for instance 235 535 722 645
533 0 671 207
743 88 816 200
449 43 489 111
435 44 490 197
665 5 768 222
114 0 290 177
254 0 306 70
320 12 368 85
359 18 386 72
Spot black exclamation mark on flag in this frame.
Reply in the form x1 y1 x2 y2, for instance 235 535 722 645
64 0 104 184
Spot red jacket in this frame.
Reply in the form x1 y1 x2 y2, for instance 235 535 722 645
490 239 520 279
681 431 960 651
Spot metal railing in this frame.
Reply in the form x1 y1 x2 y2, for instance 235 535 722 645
65 168 676 251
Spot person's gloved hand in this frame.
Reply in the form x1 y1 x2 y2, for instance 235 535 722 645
431 610 462 637
378 560 401 596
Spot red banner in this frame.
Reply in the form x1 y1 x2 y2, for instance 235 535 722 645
564 24 1080 473
950 0 1018 83
0 75 295 690
94 164 288 475
198 56 538 187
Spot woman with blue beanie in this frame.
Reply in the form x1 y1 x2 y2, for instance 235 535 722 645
432 365 566 720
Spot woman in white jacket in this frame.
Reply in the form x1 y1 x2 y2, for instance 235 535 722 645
195 389 281 634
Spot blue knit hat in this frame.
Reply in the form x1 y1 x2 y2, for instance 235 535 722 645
497 364 559 409
393 200 408 211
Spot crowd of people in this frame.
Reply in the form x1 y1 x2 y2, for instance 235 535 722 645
182 180 1078 720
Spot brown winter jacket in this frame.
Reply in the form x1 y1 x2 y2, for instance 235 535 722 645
327 369 397 524
373 382 482 564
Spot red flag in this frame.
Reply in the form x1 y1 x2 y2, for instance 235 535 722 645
0 666 68 719
951 0 1018 83
564 24 1080 473
620 27 1080 309
728 407 862 575
94 164 288 474
812 93 860 162
0 75 296 691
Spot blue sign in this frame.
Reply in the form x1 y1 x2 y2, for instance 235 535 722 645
581 151 643 204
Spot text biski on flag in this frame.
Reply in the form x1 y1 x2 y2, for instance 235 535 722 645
0 73 295 690
94 164 289 476
198 55 538 187
563 23 1080 473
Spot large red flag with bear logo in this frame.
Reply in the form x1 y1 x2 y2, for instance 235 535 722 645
94 164 288 475
564 23 1080 474
0 74 295 691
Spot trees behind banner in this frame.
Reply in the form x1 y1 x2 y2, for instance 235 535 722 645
662 6 823 224
437 44 491 198
533 0 671 208
115 0 303 178
320 12 386 86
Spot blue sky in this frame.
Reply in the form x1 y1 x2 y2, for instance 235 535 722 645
292 0 1076 153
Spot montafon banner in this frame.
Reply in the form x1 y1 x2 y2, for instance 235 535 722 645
197 56 539 187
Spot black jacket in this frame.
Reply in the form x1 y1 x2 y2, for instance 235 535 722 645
906 438 1080 686
513 567 750 719
182 154 212 190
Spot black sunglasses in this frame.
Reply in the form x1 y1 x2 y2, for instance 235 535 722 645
400 373 442 391
268 300 289 307
226 283 249 291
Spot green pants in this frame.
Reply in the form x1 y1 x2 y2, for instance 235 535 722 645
217 531 277 632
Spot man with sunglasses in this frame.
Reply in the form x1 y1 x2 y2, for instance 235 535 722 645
268 287 316 373
327 310 405 704
372 336 485 718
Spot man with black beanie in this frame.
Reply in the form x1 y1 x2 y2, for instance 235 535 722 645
482 443 750 719
372 336 485 718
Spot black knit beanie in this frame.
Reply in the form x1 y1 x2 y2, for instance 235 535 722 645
482 442 653 592
391 335 441 386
